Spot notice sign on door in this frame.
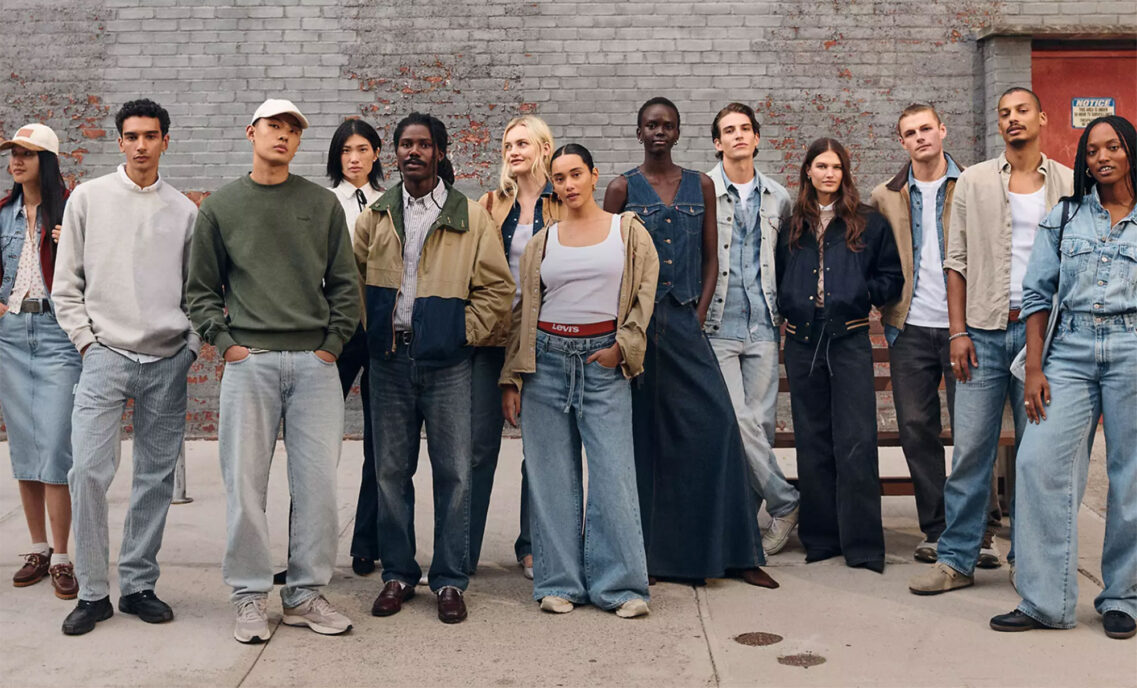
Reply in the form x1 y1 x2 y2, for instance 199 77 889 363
1071 98 1115 128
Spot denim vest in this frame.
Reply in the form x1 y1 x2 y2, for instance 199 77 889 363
716 179 775 341
622 167 703 305
0 198 45 304
500 182 552 255
1021 188 1137 320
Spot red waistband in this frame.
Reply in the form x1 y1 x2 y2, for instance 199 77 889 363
537 320 617 337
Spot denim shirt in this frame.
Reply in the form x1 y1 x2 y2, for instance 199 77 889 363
883 155 963 345
0 199 44 304
1021 188 1137 319
500 182 553 255
622 167 704 305
717 178 775 341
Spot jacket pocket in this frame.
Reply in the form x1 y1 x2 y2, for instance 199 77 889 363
410 296 468 363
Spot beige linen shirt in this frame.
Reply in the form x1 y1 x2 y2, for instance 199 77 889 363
942 152 1073 331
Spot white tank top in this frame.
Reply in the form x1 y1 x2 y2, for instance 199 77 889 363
540 214 624 323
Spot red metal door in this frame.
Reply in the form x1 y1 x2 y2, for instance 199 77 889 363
1032 47 1137 168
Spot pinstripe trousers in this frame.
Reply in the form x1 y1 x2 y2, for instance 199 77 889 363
69 344 193 601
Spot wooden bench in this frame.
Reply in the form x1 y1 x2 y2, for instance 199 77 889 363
773 313 1018 497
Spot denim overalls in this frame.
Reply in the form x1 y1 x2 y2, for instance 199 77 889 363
1013 191 1137 629
621 167 765 578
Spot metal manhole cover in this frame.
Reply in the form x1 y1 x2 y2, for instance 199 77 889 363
733 632 784 646
777 652 827 668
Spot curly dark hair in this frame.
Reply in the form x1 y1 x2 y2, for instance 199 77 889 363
115 99 170 136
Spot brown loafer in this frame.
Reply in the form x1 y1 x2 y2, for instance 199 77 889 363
371 580 414 617
13 549 52 587
50 563 78 599
733 567 780 589
436 586 467 624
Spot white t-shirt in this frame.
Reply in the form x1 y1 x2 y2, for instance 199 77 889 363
905 176 950 328
1008 188 1046 308
539 215 624 324
508 223 534 308
733 176 757 214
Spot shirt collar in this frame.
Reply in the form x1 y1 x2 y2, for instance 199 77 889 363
402 177 446 209
333 181 381 203
998 151 1052 176
906 154 962 191
117 164 163 193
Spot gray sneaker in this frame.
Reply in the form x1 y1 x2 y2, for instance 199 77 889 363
762 505 799 556
913 540 938 563
282 595 352 635
908 562 974 595
977 529 1002 569
233 595 271 644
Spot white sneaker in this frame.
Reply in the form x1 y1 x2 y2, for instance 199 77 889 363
282 595 353 635
762 506 799 556
615 598 650 618
233 595 271 644
539 596 573 614
521 555 534 580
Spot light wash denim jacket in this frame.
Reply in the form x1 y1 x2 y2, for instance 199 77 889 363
704 162 790 333
1021 187 1137 320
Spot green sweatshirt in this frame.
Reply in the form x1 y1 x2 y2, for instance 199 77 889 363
187 173 360 357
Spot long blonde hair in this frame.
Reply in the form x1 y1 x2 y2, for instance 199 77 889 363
495 116 555 198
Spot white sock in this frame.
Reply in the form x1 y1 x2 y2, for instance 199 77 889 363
50 553 71 567
30 542 50 556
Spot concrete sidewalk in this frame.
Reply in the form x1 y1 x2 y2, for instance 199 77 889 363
1 439 1133 688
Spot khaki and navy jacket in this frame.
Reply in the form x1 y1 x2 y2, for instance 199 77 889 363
500 212 659 390
353 182 513 368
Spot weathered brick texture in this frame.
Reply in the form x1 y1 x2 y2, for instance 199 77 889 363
1 0 1133 437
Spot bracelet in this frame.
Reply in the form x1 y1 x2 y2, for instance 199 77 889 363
948 332 970 341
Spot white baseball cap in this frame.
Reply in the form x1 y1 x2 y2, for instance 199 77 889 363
250 99 309 130
0 123 60 155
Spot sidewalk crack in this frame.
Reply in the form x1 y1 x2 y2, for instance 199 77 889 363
694 585 721 687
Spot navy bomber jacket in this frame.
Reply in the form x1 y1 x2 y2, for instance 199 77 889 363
775 205 903 343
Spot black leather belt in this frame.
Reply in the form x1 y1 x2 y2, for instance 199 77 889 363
395 331 413 345
20 298 51 314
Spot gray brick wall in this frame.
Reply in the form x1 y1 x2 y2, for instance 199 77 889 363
1 0 1133 438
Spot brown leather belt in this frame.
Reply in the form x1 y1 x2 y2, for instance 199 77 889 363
538 320 617 337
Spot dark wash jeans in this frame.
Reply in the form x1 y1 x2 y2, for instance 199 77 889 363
784 324 885 567
339 326 379 561
369 340 472 591
888 324 954 542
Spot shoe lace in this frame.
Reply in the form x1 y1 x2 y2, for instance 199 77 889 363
19 551 47 564
237 597 266 622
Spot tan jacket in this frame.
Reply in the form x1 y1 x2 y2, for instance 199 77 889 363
500 212 659 390
943 152 1073 330
475 186 564 347
868 154 962 331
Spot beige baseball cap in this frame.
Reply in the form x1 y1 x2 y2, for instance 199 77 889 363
250 99 309 130
0 123 60 155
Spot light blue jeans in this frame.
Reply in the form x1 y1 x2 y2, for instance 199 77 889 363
1015 312 1137 628
521 331 649 609
710 337 799 518
70 343 193 601
219 351 343 608
937 323 1026 576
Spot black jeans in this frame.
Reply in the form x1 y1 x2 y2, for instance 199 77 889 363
889 324 953 542
784 324 884 567
341 326 379 561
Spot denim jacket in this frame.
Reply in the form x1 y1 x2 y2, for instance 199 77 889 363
704 162 789 335
621 167 704 305
0 192 56 304
1021 188 1137 320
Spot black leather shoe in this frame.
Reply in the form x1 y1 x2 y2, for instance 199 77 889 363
436 586 467 624
1103 611 1136 639
273 569 287 585
990 609 1050 632
119 590 174 623
62 596 114 635
352 557 376 576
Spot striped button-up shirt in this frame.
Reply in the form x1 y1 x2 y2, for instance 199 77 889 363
394 179 447 331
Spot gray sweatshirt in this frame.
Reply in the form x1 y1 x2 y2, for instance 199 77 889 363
52 165 200 358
